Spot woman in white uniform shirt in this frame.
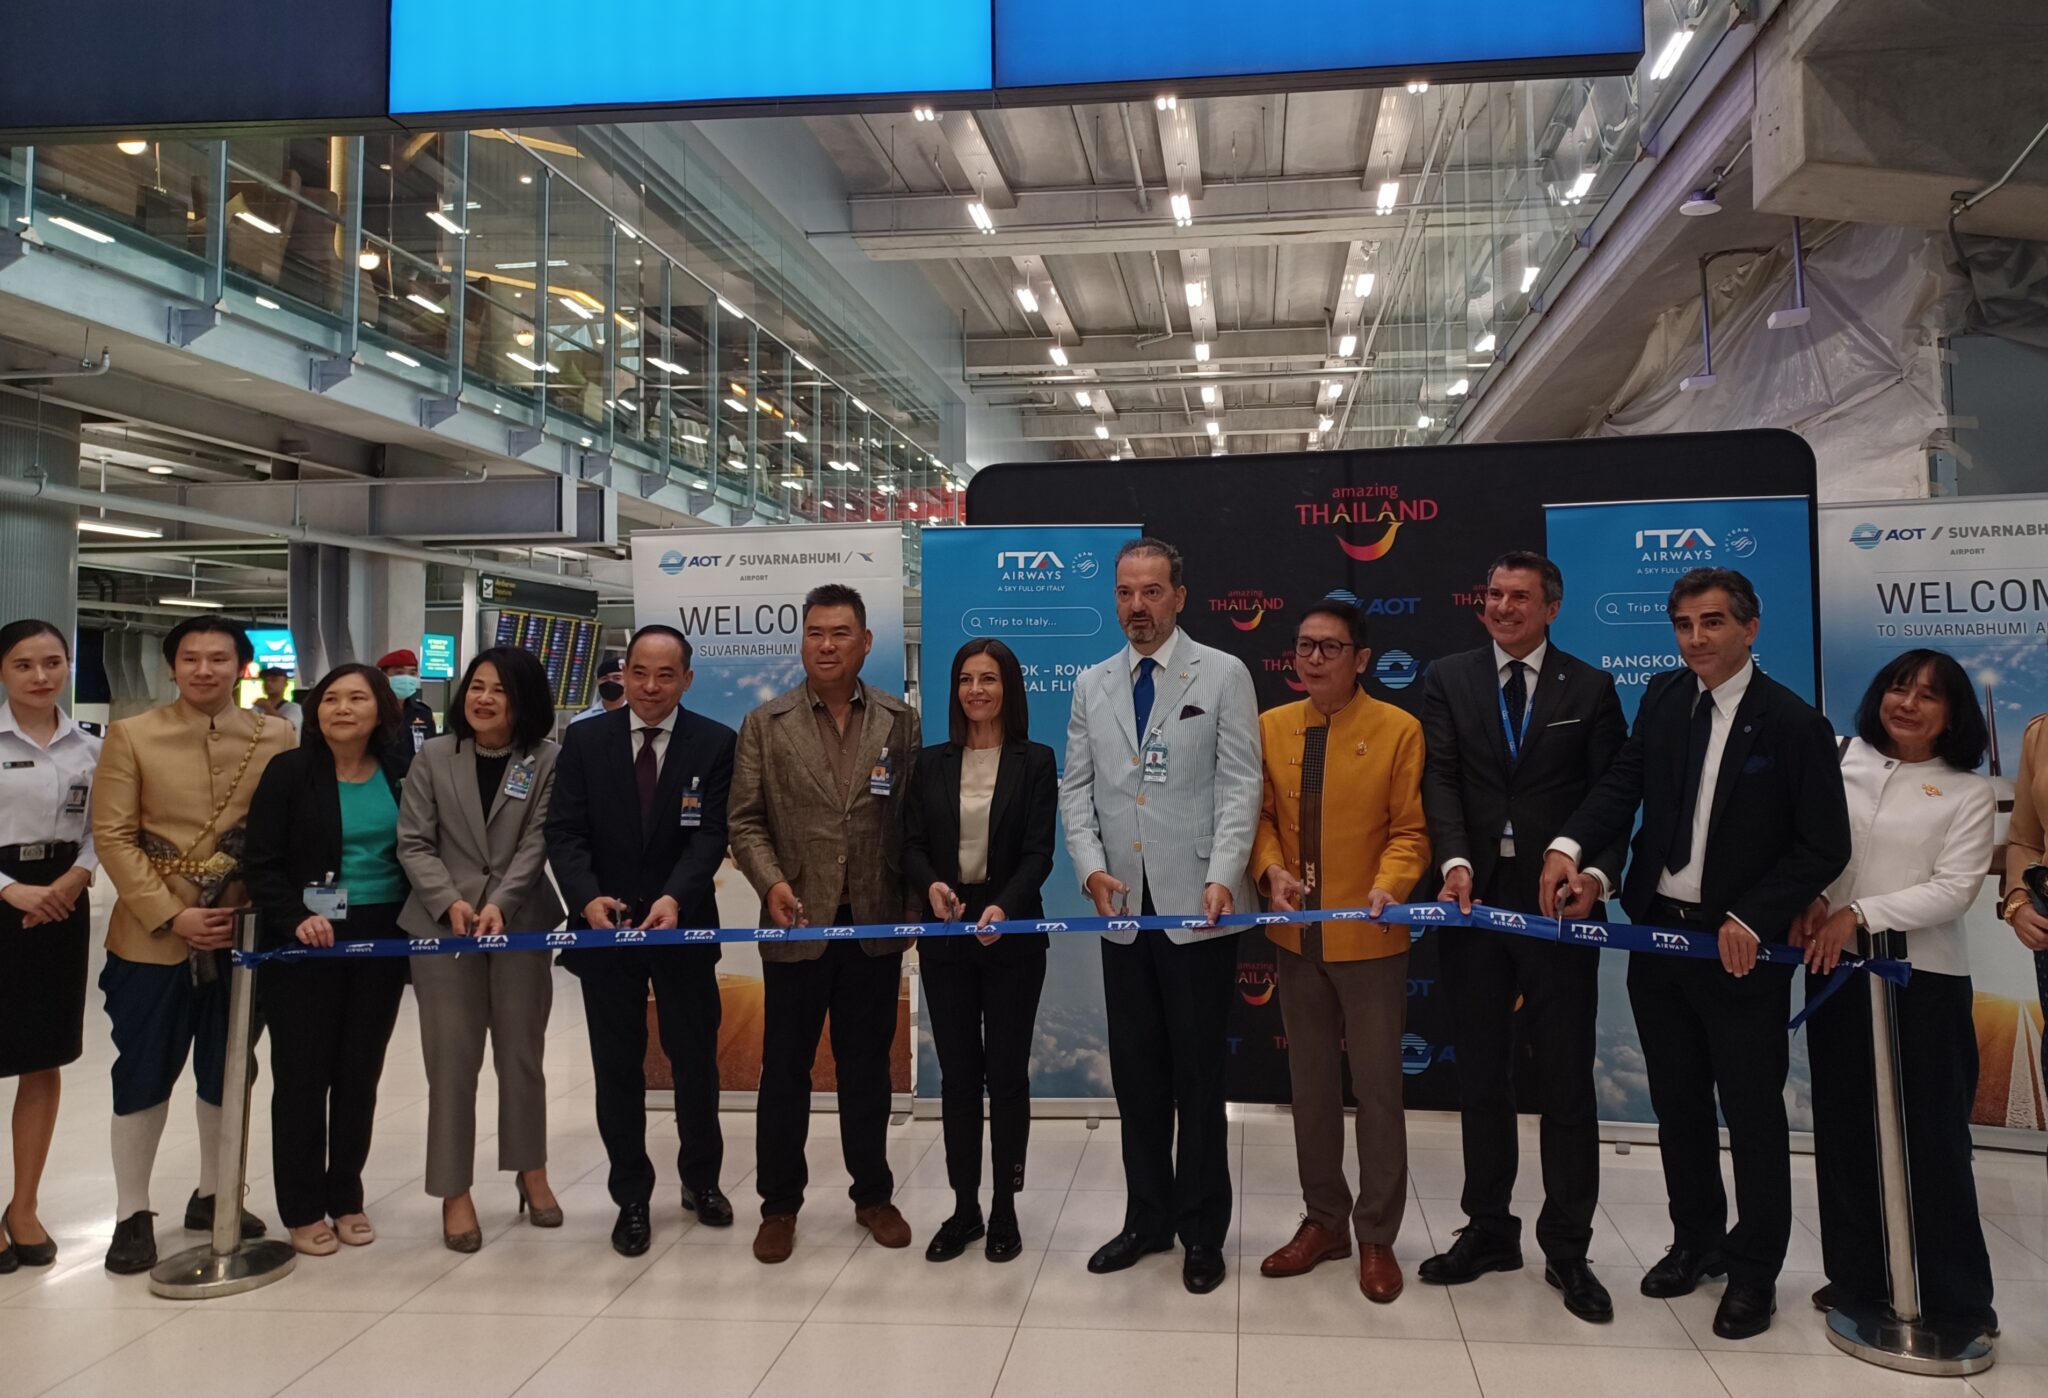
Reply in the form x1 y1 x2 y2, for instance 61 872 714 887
0 620 102 1273
1794 648 1996 1337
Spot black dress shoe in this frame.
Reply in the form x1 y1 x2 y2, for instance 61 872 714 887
986 1214 1023 1263
1418 1227 1523 1286
1639 1244 1725 1298
682 1187 734 1229
1087 1230 1175 1274
612 1203 653 1257
184 1190 267 1238
1713 1281 1776 1340
925 1213 986 1262
0 1240 15 1275
1183 1245 1227 1295
1810 1282 1838 1313
1544 1259 1614 1323
105 1211 158 1275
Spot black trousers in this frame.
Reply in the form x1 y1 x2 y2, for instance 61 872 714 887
1101 901 1238 1250
578 949 724 1207
1806 966 1994 1322
1628 908 1794 1287
1440 858 1602 1260
922 929 1047 1211
755 939 903 1218
261 903 408 1229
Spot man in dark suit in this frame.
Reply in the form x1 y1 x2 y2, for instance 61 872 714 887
545 624 737 1257
1417 551 1627 1323
1541 567 1850 1341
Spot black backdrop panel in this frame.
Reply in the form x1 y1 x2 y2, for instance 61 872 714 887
967 430 1819 1106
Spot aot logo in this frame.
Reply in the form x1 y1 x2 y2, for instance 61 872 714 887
1374 650 1420 691
659 549 724 575
659 550 686 575
1364 597 1421 616
1400 1033 1436 1076
1849 523 1883 551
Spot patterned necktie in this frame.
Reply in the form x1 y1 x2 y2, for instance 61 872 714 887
1133 656 1158 744
636 727 660 828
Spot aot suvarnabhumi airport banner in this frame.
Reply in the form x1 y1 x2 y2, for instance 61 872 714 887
631 522 907 1093
1820 495 2048 1133
915 524 1140 1101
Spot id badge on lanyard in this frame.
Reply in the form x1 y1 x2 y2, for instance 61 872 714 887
679 775 704 827
869 746 894 797
304 873 349 921
503 759 536 801
1142 734 1169 783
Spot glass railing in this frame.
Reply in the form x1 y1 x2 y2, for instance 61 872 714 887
1 126 965 528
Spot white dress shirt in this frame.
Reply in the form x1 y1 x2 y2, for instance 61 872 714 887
1125 625 1183 708
1822 738 1993 978
1441 640 1549 881
631 703 680 768
0 703 102 892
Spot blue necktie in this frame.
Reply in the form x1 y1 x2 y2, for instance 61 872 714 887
1133 657 1157 744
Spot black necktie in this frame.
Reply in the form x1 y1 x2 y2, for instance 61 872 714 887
1133 657 1158 743
635 727 660 828
1503 661 1528 753
1665 690 1716 874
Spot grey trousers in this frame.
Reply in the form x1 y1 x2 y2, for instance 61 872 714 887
1275 943 1409 1244
412 949 553 1197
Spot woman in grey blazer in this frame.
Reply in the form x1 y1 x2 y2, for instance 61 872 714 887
397 646 566 1251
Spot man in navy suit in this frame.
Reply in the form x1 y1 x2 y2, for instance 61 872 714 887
1541 567 1849 1340
546 624 738 1256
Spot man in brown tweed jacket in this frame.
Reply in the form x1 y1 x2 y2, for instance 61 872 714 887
729 583 920 1263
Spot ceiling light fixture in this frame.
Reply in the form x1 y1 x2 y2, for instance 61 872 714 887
1563 170 1596 204
724 397 750 413
1169 192 1193 228
1184 281 1204 308
77 518 164 540
386 349 421 368
425 208 468 236
559 296 594 320
1094 424 1110 440
1473 332 1496 354
158 595 225 610
1650 24 1696 82
1200 384 1217 405
1417 413 1434 429
145 464 176 476
1194 342 1210 363
506 351 556 373
1074 391 1092 408
681 432 707 444
1205 420 1221 437
233 209 282 235
47 215 114 244
1520 265 1541 295
967 201 995 234
116 138 149 156
717 298 745 321
1376 180 1400 214
646 356 689 375
1446 377 1469 397
1337 333 1358 357
1155 94 1177 111
787 430 808 443
1049 345 1069 367
1317 415 1334 433
253 296 280 310
1355 272 1376 299
406 292 447 315
1679 189 1722 217
1016 286 1040 314
357 246 382 270
1406 80 1429 94
912 105 936 122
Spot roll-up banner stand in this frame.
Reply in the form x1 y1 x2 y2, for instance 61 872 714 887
631 523 909 1095
1818 495 2048 1148
916 524 1142 1111
966 431 1824 1124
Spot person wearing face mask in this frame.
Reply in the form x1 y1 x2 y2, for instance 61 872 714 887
571 654 628 724
0 620 102 1275
376 649 437 755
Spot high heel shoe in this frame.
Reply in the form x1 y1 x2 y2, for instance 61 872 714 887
441 1196 482 1254
516 1174 563 1229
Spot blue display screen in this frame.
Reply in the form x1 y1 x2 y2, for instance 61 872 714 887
389 0 995 115
994 1 1642 88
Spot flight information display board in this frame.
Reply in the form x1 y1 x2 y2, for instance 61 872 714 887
487 609 603 711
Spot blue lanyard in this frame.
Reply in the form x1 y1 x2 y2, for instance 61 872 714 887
1496 671 1533 762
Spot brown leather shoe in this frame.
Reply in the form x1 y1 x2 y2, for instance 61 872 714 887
753 1215 796 1264
1260 1220 1353 1278
1359 1243 1404 1303
855 1202 912 1249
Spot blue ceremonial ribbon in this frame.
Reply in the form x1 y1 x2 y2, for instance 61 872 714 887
232 901 1906 1029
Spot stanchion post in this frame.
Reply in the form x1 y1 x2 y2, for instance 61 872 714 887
149 909 297 1299
1825 928 1993 1376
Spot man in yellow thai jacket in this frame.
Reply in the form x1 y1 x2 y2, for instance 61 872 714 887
1251 596 1428 1304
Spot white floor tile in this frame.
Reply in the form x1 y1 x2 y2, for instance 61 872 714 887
1021 1246 1237 1333
601 1239 856 1321
756 1321 1013 1398
1241 1191 1438 1265
515 1316 795 1398
1237 1334 1481 1398
208 1233 472 1314
1969 1361 2048 1397
1663 1269 1839 1355
399 1235 663 1316
810 1240 1046 1327
0 1306 180 1395
884 1186 1066 1249
1466 1339 1731 1398
41 1308 377 1398
1445 1263 1696 1349
1238 1253 1464 1340
1706 1348 1979 1398
1048 1187 1240 1254
997 1327 1237 1398
274 1311 583 1398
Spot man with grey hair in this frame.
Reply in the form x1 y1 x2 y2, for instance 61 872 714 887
1060 536 1262 1295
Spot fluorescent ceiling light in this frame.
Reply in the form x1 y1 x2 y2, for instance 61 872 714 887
1317 416 1334 433
912 106 936 122
77 518 163 539
1194 342 1210 363
794 353 816 372
717 298 745 320
158 595 224 609
1325 380 1344 398
253 296 281 310
559 296 594 320
1354 272 1375 298
1074 391 1092 408
425 209 468 236
1169 192 1192 228
646 357 689 375
821 500 838 510
49 215 115 244
681 433 707 444
1200 384 1217 405
1205 420 1221 437
505 351 556 373
1417 413 1433 429
966 201 994 234
145 464 176 476
850 397 870 414
787 430 808 443
1650 26 1695 82
1337 334 1358 357
1406 80 1429 94
406 292 446 315
1155 94 1176 111
234 209 282 236
782 480 804 490
876 483 898 495
1563 171 1596 203
386 349 421 368
1376 180 1400 214
116 139 149 156
725 397 750 412
1048 345 1069 367
1184 281 1204 308
1446 378 1469 397
1520 266 1541 294
493 260 569 270
1094 425 1110 440
1473 332 1497 353
1016 286 1040 314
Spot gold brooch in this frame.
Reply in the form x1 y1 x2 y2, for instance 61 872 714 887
1923 783 1942 797
1356 741 1367 756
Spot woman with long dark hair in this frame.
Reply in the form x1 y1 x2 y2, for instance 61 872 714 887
1796 648 1998 1337
397 646 565 1251
0 620 100 1273
244 663 414 1256
903 637 1057 1263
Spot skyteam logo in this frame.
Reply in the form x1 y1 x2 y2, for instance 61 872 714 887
1651 931 1690 952
545 932 577 947
615 929 648 943
1850 523 1883 551
1400 1033 1436 1076
478 933 510 949
1072 551 1101 579
1725 527 1759 560
1407 903 1449 922
1374 649 1419 691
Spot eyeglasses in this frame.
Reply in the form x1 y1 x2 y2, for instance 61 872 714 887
1292 638 1357 660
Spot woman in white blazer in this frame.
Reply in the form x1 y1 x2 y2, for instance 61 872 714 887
398 645 566 1252
1794 648 1996 1338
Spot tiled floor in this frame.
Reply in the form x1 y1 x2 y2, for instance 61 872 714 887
4 958 2045 1397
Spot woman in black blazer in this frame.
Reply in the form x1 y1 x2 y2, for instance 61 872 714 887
244 663 413 1258
904 637 1057 1265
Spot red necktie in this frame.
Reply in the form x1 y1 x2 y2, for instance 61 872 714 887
636 727 659 827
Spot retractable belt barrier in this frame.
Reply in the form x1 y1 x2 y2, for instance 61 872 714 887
233 902 1906 1030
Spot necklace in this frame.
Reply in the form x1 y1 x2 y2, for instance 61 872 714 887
473 741 514 758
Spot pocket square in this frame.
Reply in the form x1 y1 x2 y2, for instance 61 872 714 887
1545 718 1581 728
1179 704 1206 720
1742 754 1773 775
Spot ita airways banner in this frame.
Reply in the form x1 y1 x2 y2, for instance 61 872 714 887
1819 496 2048 1134
916 524 1140 1101
629 522 909 1094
